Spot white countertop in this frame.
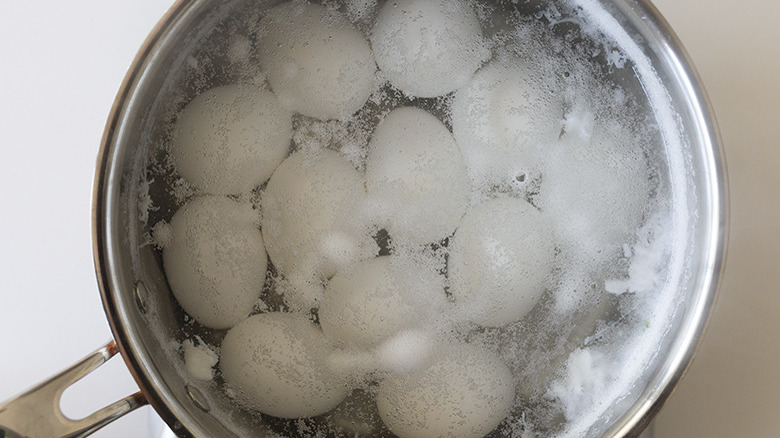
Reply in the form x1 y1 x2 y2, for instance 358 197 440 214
1 1 777 437
0 2 171 436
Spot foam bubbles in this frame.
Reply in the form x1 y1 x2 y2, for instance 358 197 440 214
376 342 515 438
257 1 376 120
162 196 266 330
366 107 469 245
547 348 618 421
220 312 349 418
449 197 555 327
169 85 292 195
371 0 488 97
183 339 219 381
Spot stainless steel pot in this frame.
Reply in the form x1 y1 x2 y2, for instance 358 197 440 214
0 0 727 437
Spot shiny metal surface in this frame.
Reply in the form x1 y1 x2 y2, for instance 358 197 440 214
595 2 728 436
0 342 147 438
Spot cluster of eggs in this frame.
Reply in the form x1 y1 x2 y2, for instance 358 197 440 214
154 0 650 437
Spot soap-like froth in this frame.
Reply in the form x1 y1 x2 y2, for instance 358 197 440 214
163 196 266 330
319 255 447 348
182 339 218 381
257 1 376 120
451 57 564 192
371 0 488 97
537 120 650 256
169 85 292 195
365 107 469 245
220 312 349 418
260 149 377 310
448 197 555 327
376 342 515 438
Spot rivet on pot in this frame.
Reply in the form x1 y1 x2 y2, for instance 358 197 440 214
186 385 210 412
134 281 149 314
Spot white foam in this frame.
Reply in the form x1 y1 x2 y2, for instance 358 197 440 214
605 215 671 295
182 338 219 381
291 117 372 171
150 220 172 249
547 348 618 421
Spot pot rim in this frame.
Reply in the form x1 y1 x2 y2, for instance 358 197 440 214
597 1 728 435
92 1 199 435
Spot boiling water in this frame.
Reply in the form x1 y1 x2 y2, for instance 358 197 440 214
136 0 691 437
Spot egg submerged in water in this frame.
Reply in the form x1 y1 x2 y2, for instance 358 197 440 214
162 195 267 330
448 197 556 327
260 149 378 311
365 107 469 245
376 342 515 438
451 56 565 193
169 85 292 195
371 0 488 97
220 312 350 418
538 119 651 258
257 1 377 121
318 255 447 349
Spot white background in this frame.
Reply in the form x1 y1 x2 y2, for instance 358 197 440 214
1 1 778 437
0 2 173 436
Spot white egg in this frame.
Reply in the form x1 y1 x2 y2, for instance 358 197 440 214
257 1 376 121
451 57 564 192
260 150 377 310
448 197 555 327
371 0 488 97
163 196 266 330
376 342 515 438
538 121 650 255
319 255 447 349
366 107 469 245
220 312 349 418
170 85 292 195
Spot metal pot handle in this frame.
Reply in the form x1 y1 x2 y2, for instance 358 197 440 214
0 341 148 438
